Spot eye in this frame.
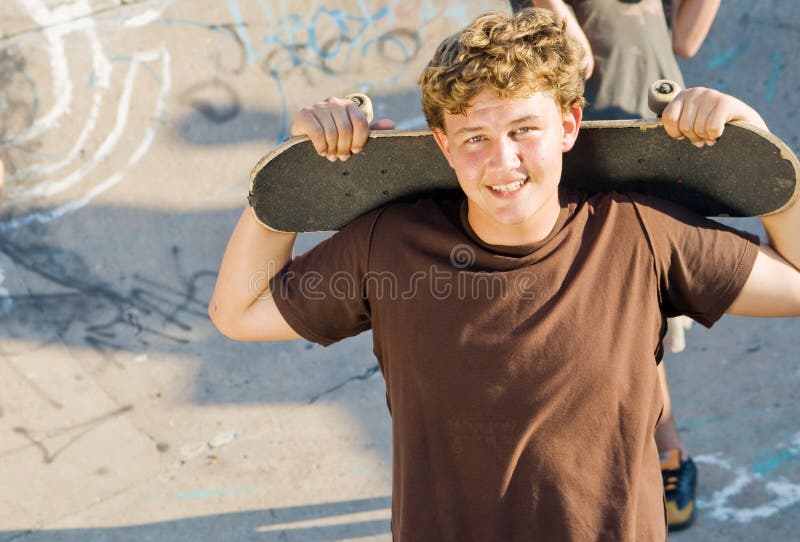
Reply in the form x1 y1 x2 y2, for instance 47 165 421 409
466 135 486 144
514 127 534 135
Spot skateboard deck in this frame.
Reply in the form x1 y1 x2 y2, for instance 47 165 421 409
249 119 799 232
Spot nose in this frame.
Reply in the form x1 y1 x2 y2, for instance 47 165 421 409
489 137 522 172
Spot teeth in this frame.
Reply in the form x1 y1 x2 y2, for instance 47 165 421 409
490 180 525 192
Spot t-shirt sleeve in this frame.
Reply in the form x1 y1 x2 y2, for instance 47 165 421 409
268 209 383 346
630 193 760 327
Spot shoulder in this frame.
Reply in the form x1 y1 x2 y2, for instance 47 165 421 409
323 194 465 265
371 193 464 237
577 190 658 221
620 191 729 230
573 190 726 245
331 196 449 243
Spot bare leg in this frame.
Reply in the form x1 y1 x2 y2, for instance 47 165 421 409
655 361 690 460
656 316 693 459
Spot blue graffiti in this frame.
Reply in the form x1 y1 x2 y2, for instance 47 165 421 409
222 2 420 141
147 2 425 142
764 50 786 104
752 436 800 477
707 41 750 70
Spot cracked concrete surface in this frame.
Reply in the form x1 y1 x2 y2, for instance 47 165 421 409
0 0 799 540
309 365 381 405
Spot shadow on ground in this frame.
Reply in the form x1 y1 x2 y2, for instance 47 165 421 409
0 496 391 542
0 202 380 408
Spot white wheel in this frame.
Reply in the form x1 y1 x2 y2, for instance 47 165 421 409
648 79 682 116
344 93 374 123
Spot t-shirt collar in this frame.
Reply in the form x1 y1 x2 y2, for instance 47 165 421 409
459 187 577 257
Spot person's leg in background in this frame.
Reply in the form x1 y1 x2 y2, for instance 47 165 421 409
657 316 698 531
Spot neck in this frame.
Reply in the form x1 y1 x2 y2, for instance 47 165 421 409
468 190 562 246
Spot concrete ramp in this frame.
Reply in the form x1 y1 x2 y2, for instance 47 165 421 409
0 1 798 541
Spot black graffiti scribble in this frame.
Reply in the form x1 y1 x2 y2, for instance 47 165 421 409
0 240 215 359
213 23 251 74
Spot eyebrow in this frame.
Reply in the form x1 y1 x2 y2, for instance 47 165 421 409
451 115 542 136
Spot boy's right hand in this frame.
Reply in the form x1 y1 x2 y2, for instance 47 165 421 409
290 97 395 162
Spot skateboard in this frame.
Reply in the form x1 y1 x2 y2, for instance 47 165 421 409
249 82 800 232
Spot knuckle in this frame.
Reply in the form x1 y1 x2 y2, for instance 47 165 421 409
326 96 349 109
662 112 679 126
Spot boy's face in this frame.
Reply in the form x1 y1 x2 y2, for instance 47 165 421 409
433 88 581 244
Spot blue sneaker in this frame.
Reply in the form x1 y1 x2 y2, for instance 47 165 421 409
660 449 697 531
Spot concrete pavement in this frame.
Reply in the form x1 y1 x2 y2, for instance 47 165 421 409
0 1 798 540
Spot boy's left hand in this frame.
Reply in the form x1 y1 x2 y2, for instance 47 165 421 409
661 87 768 148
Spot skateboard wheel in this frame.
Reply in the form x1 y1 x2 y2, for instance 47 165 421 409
648 79 682 117
345 93 374 123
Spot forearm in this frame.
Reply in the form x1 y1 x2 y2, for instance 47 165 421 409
209 207 297 331
532 0 574 19
670 0 720 57
532 0 593 76
761 199 800 271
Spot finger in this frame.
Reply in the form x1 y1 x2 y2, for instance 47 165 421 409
346 101 369 154
292 108 329 156
691 102 715 146
329 105 355 160
677 94 699 142
686 88 730 146
661 95 685 140
370 118 396 131
705 103 728 141
321 110 341 161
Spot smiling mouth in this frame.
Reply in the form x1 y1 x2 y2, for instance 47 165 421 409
489 179 527 193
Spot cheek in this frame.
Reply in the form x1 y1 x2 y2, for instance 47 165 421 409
523 138 560 166
451 151 485 182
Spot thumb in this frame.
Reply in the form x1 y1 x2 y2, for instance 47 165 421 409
370 118 395 131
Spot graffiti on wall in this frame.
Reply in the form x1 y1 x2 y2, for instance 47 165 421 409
0 0 501 332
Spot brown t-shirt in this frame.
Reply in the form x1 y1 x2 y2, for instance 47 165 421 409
270 190 759 541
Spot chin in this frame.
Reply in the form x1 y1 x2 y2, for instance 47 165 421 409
491 208 540 227
501 198 543 218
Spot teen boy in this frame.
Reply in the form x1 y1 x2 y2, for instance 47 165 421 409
210 8 800 540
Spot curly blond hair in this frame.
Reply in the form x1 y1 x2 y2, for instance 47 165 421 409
419 8 586 130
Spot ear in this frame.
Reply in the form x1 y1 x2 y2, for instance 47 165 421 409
432 128 455 169
561 104 582 152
